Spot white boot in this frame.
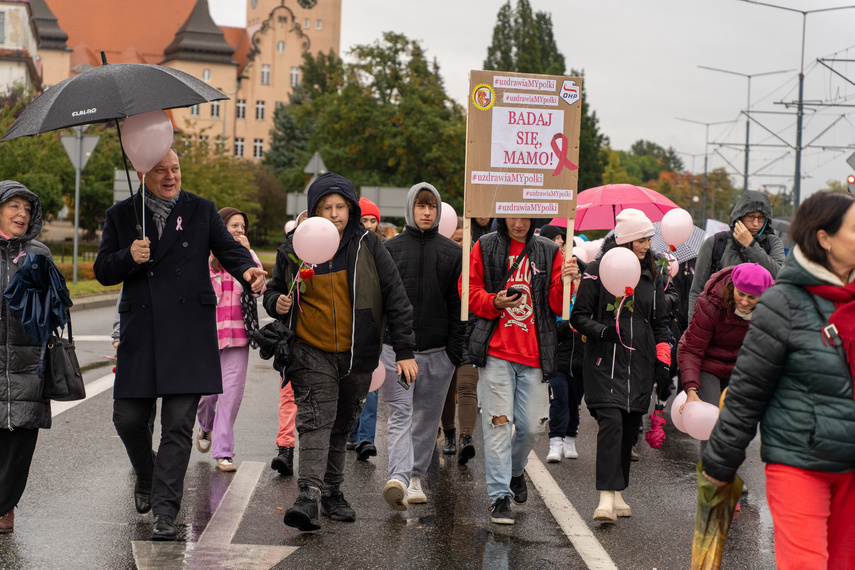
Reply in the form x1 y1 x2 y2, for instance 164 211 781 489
546 437 563 463
563 436 578 459
614 491 631 517
593 490 617 521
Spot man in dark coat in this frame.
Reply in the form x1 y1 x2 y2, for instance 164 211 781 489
94 149 266 541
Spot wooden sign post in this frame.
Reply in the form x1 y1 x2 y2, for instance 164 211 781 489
462 70 583 320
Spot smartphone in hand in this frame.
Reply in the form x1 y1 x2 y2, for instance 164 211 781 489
506 286 523 300
398 372 411 390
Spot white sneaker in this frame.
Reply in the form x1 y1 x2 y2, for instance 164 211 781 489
216 457 236 472
196 429 211 453
546 437 563 463
407 476 427 503
563 436 578 459
383 479 408 511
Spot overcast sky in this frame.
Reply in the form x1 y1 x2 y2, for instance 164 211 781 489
209 0 855 207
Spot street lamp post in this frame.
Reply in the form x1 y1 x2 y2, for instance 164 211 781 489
676 118 732 224
738 1 855 207
698 65 794 193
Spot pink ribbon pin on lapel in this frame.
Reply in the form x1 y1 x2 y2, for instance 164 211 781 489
176 216 183 231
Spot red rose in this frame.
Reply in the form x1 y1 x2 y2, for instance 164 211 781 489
624 286 634 296
669 244 677 252
299 268 315 280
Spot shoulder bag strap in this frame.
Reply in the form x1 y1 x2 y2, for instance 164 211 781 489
493 237 536 293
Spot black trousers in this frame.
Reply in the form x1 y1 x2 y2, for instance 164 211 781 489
113 395 200 518
0 428 39 514
593 407 643 491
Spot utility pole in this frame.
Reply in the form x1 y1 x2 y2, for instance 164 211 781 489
676 118 732 225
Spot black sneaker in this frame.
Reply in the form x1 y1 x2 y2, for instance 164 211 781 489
355 442 377 462
442 429 457 455
346 441 357 450
284 489 321 531
457 435 476 465
510 473 528 504
321 489 356 522
271 446 294 476
490 496 514 525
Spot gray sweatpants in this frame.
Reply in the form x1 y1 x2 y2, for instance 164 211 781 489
381 344 456 486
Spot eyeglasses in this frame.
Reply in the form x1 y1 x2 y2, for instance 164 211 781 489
742 214 766 224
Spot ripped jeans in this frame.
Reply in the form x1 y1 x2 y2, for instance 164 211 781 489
289 342 371 493
478 355 549 502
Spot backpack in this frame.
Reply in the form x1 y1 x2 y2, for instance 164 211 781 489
709 229 774 274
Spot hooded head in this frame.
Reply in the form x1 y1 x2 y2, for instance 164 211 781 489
307 172 360 240
729 190 773 236
496 218 535 243
614 208 654 245
0 180 43 242
538 224 566 244
405 182 441 232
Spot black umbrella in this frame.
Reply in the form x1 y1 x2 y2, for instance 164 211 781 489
2 55 226 141
3 253 72 345
249 321 296 386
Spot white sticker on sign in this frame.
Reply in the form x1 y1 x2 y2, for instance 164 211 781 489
491 107 565 170
495 202 559 215
523 188 574 200
493 76 556 91
502 93 559 106
471 171 544 186
559 80 580 106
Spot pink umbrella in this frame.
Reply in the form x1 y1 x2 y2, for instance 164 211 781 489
550 184 679 230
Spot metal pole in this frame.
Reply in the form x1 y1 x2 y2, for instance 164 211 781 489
744 78 751 192
704 124 710 223
73 127 82 284
793 14 806 208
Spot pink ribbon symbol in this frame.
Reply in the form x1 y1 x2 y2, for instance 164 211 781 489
530 261 541 275
551 133 579 177
176 216 183 231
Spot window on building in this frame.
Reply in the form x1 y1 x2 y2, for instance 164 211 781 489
236 99 246 119
202 68 211 81
234 137 245 158
303 18 309 28
199 134 209 147
290 67 300 87
316 19 322 30
255 101 265 121
0 13 5 44
211 101 220 118
190 104 200 117
253 138 264 159
261 64 271 85
277 41 285 54
275 101 284 112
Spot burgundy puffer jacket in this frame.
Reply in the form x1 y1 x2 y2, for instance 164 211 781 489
677 267 750 392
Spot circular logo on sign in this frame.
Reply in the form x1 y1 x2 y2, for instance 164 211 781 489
472 84 495 111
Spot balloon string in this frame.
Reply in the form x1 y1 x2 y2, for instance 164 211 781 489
616 295 635 351
142 173 146 238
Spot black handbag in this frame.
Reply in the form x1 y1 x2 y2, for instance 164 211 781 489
42 318 85 401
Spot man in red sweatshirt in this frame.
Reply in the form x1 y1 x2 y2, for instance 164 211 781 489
464 218 573 524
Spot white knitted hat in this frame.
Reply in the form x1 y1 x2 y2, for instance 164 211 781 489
614 208 654 245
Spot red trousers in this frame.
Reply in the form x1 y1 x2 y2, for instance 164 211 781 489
276 382 296 448
765 463 855 569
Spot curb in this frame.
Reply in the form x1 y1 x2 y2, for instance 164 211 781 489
70 293 120 313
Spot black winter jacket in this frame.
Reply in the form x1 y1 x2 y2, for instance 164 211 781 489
0 182 53 431
468 233 561 380
571 248 669 413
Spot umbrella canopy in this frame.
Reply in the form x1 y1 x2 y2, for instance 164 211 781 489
249 321 295 383
3 253 73 345
651 221 707 263
692 461 743 570
2 61 226 141
552 184 679 231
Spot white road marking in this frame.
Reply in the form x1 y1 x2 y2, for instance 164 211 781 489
527 451 618 570
51 373 114 417
74 335 114 342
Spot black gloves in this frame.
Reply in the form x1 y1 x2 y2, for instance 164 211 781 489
600 325 620 344
655 363 673 402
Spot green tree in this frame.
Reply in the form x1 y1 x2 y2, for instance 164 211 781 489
483 2 515 72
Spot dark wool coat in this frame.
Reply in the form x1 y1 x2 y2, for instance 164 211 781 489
95 189 257 398
0 183 53 431
571 250 669 413
677 267 750 392
703 250 855 483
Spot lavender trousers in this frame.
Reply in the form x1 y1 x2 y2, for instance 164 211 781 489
197 345 249 459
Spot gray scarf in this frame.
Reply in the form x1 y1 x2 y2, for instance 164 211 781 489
145 188 179 237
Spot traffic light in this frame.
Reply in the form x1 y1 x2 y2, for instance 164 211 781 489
848 175 855 194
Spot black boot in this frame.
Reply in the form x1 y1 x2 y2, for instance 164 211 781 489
271 446 294 476
284 487 321 531
442 428 457 455
458 434 475 465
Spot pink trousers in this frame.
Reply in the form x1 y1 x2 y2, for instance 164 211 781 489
276 381 296 448
197 345 249 459
765 463 855 569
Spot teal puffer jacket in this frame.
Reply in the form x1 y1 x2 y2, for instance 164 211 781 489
702 249 855 483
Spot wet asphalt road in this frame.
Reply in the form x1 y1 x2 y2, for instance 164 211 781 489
0 299 777 569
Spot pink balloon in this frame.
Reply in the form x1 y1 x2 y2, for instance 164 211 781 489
670 390 688 433
660 208 694 248
122 110 174 173
683 401 720 441
284 220 296 233
599 247 641 298
669 258 679 277
582 240 601 260
293 217 340 265
572 246 589 264
369 362 386 392
573 236 585 248
438 202 457 238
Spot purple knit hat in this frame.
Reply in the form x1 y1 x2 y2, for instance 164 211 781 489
731 263 774 295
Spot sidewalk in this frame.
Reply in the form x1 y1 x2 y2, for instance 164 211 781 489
70 292 120 313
